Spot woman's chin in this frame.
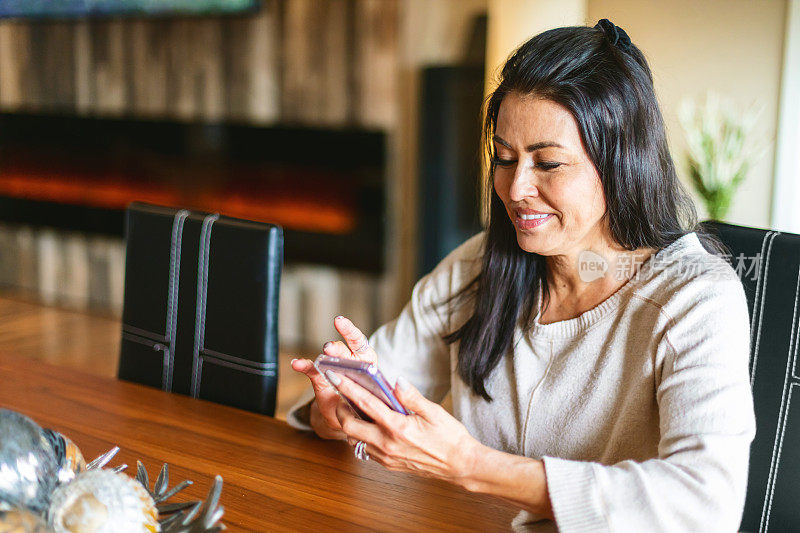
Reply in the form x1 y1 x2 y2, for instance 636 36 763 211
515 232 554 255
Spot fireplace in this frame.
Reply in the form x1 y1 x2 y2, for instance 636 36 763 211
0 112 387 272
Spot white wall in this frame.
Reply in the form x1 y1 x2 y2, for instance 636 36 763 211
587 0 787 229
485 0 586 93
771 0 800 233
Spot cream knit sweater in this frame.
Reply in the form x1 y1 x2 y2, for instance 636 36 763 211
288 232 756 532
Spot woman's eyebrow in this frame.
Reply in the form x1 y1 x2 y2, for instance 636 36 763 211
492 135 564 152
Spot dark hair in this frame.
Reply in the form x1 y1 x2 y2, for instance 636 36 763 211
443 22 703 401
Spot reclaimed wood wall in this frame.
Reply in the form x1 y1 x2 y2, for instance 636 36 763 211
0 0 399 349
0 0 397 127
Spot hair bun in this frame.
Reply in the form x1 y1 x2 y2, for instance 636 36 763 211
595 18 632 52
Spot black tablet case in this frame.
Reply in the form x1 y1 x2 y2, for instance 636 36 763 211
118 202 282 416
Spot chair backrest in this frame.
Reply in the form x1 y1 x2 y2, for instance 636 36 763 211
118 202 283 417
703 221 800 532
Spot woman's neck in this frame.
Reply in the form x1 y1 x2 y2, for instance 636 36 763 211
539 243 655 325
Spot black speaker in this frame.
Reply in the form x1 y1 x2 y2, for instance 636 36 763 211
417 65 485 276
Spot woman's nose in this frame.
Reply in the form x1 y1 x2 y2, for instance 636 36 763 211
508 163 540 202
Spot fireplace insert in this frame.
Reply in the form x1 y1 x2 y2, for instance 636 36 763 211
0 112 386 271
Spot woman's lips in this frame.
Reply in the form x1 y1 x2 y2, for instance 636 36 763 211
515 213 554 230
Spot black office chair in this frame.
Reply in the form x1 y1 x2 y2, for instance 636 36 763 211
118 202 283 417
703 221 800 532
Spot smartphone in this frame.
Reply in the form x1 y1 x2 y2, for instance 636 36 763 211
314 354 409 419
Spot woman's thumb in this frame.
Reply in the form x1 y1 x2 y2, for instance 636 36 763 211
394 376 429 417
291 358 330 392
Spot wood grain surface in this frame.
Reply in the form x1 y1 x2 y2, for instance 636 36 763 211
0 294 319 420
0 0 398 128
0 352 518 531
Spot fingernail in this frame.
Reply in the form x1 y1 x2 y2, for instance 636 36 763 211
335 315 345 321
323 341 332 350
290 358 297 364
325 370 342 386
396 376 410 391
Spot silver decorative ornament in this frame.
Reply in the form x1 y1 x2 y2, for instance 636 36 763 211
42 430 87 485
1 409 225 531
135 462 226 532
0 505 51 532
48 469 160 533
160 475 225 533
0 409 60 513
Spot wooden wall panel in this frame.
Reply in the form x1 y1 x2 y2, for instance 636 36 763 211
166 19 227 120
281 0 351 125
29 22 76 109
221 1 280 123
0 23 29 110
0 0 397 127
169 20 198 119
129 19 169 116
0 24 23 108
281 0 315 122
73 20 94 113
320 0 351 125
354 0 398 128
92 19 129 115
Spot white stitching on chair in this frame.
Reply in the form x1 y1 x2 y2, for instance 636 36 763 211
122 324 165 343
190 213 219 398
792 274 800 382
764 383 799 532
200 347 278 370
751 231 779 388
760 255 800 532
200 354 277 376
163 209 189 392
750 231 772 348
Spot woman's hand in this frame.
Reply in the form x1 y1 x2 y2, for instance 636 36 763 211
330 372 554 518
291 316 378 440
327 371 480 486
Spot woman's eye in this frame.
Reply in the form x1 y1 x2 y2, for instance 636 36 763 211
491 157 562 170
537 161 562 170
492 157 516 168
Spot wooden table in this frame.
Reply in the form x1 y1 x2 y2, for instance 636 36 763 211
0 352 519 531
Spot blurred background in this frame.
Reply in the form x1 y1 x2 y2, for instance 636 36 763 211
0 0 797 415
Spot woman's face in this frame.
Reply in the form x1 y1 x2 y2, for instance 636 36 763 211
493 92 608 257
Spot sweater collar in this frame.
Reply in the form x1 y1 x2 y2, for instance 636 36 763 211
527 232 703 338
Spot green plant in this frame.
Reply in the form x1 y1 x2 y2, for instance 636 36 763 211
678 92 765 221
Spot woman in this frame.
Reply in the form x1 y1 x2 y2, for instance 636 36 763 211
290 20 755 532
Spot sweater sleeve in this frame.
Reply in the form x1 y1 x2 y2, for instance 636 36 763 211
286 233 484 430
542 271 756 532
